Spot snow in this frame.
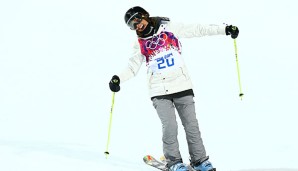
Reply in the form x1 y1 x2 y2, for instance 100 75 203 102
0 140 146 171
0 139 297 171
1 0 298 171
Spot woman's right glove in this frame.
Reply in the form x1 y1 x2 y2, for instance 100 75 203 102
109 75 120 92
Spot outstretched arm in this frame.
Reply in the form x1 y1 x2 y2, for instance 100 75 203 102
109 42 144 92
169 22 239 39
118 42 144 83
169 22 226 38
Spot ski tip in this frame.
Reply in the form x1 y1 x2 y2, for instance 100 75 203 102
143 155 153 162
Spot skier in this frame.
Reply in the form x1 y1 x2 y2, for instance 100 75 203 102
109 6 239 171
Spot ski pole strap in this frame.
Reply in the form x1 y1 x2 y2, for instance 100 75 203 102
234 39 244 100
105 92 115 159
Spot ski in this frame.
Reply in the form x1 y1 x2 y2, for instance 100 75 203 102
143 155 196 171
143 155 168 171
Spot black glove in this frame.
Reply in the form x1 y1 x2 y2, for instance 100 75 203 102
109 75 120 92
225 25 239 39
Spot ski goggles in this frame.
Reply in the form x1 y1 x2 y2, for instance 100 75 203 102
126 13 142 30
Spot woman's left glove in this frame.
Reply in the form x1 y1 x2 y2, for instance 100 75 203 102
225 25 239 39
109 75 120 92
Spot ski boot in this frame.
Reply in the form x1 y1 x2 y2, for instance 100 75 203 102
169 162 189 171
191 156 216 171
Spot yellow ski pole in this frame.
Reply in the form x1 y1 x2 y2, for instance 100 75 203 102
104 92 115 159
233 38 244 100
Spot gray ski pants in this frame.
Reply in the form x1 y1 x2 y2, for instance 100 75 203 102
152 95 206 166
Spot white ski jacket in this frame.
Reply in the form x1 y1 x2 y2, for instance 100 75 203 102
118 20 226 98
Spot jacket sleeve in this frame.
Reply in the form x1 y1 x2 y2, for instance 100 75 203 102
118 41 144 83
168 22 226 38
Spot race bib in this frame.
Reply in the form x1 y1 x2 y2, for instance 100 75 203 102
148 50 183 73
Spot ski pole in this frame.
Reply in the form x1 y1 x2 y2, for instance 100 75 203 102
233 38 244 100
104 92 115 159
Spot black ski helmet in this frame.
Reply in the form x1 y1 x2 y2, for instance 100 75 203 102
124 6 150 25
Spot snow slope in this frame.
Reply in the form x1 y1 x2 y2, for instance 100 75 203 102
1 140 297 171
